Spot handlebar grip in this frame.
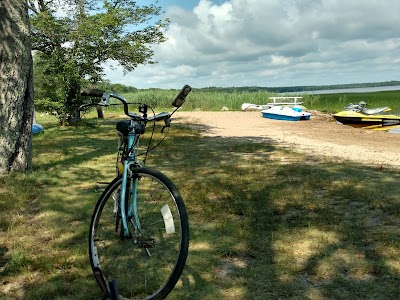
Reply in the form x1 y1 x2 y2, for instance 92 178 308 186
172 85 192 107
81 89 105 97
147 112 170 122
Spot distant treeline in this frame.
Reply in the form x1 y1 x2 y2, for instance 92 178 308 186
100 80 400 94
96 81 178 94
197 80 400 93
96 80 138 93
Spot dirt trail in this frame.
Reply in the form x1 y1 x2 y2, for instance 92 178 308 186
174 111 400 168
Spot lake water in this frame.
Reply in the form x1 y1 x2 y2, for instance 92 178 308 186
282 85 400 95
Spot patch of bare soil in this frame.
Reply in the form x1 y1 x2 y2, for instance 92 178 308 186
174 111 400 168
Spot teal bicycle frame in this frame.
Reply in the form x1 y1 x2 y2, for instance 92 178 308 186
89 91 147 238
120 122 140 237
81 85 191 238
82 84 192 299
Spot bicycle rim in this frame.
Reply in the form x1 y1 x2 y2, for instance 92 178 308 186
89 168 189 300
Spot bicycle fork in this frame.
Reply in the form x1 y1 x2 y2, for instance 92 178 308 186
118 127 142 238
119 160 141 238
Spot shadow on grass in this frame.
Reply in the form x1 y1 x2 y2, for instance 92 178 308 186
1 117 399 299
149 127 400 299
240 162 400 300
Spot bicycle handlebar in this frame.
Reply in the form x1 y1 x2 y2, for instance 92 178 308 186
147 111 170 122
80 85 192 122
80 89 104 98
80 89 142 120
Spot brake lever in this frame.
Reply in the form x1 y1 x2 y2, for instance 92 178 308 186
78 102 107 111
161 118 171 133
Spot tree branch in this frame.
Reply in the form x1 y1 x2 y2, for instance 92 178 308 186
27 0 38 14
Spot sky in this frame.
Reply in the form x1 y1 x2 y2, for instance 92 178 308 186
103 0 400 89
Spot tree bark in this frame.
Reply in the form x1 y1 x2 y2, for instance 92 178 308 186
64 78 81 125
0 0 35 174
96 105 104 118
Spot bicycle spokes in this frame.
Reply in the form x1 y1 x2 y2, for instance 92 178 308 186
89 169 189 299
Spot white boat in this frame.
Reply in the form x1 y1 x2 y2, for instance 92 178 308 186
261 106 311 121
267 96 304 106
242 96 304 111
241 103 272 111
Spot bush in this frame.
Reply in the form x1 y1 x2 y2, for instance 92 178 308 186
35 97 63 114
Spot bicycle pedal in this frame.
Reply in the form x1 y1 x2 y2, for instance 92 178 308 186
139 238 156 248
94 182 111 192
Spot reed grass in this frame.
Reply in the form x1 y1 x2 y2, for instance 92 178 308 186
103 89 400 114
302 91 400 113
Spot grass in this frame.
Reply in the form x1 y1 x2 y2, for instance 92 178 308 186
303 90 400 113
102 89 400 114
1 111 400 299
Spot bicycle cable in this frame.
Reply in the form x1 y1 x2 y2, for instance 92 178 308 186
136 104 170 163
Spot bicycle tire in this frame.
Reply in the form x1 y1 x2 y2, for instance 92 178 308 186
89 167 189 300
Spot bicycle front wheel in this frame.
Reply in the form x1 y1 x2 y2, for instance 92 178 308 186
89 167 189 300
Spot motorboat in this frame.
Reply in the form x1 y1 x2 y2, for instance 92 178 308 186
333 101 400 126
261 106 311 121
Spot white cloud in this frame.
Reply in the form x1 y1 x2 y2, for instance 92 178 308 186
271 55 290 66
105 0 400 88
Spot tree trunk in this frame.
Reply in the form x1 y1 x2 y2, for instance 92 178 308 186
96 105 104 118
62 75 81 126
0 0 35 174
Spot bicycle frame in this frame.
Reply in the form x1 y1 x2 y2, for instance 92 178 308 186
119 120 141 237
95 92 145 238
83 85 192 299
81 85 192 238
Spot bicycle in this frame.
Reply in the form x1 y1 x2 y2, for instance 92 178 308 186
80 85 192 300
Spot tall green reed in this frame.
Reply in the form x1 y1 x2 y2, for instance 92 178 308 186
101 89 400 114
